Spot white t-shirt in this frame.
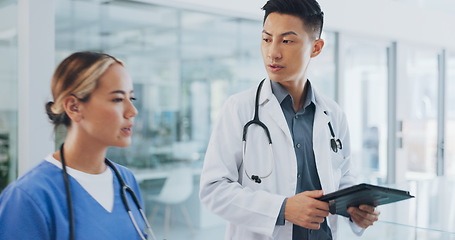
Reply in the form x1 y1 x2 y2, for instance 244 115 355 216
45 154 114 212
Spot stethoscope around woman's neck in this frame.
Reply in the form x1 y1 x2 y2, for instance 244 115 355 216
59 144 156 240
242 79 343 184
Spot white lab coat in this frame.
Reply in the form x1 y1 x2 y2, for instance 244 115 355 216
199 78 363 239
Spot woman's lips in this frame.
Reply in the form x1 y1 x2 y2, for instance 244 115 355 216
121 126 133 136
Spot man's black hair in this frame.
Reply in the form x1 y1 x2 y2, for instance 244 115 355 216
262 0 324 39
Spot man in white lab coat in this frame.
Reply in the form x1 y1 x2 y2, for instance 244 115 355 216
199 0 380 239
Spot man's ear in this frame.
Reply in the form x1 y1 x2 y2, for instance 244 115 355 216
310 38 324 58
63 95 82 122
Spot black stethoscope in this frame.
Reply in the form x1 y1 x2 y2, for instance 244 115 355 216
328 121 343 153
242 79 274 184
60 144 156 240
242 79 343 184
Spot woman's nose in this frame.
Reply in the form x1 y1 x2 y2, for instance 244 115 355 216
125 100 138 118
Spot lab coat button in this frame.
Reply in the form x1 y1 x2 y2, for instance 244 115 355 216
296 143 301 148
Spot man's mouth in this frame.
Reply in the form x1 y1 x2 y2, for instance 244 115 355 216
268 64 284 72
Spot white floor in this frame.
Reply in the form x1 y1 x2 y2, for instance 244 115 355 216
149 220 225 240
148 220 455 240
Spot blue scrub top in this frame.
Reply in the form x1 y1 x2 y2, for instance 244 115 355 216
0 160 147 240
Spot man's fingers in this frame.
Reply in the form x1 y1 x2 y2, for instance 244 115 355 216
313 208 330 217
299 191 330 211
304 217 326 229
351 207 378 221
351 214 373 228
306 222 322 230
348 206 380 229
285 191 332 229
302 190 324 198
359 204 377 213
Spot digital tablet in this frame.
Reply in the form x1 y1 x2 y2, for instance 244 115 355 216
317 183 414 217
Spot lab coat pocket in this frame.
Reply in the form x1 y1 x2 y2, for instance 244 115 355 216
330 151 345 169
330 151 344 188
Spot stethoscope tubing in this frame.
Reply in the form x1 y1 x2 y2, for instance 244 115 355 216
106 159 156 240
242 79 275 184
60 144 156 240
242 79 343 184
60 145 75 240
243 141 274 183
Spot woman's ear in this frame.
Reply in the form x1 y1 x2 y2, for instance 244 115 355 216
63 95 82 122
310 38 325 58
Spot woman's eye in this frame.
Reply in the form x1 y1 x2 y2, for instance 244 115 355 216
130 97 137 101
283 40 292 43
263 38 271 43
113 98 123 102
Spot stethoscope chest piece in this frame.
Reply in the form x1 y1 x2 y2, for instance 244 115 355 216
330 138 342 153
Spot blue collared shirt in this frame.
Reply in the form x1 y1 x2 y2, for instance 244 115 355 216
271 80 332 240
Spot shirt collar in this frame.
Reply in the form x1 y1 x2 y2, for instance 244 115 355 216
270 79 316 109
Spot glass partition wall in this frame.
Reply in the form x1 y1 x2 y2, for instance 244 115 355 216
398 46 439 180
55 0 264 169
0 1 18 193
447 52 455 176
55 1 265 237
308 32 337 100
341 37 389 184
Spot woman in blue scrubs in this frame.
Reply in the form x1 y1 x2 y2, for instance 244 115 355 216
0 52 150 239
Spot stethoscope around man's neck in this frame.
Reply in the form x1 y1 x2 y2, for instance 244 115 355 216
242 79 275 184
59 144 156 240
242 79 343 184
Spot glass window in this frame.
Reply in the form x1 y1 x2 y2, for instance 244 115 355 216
341 36 389 184
397 46 439 180
446 52 455 176
55 0 264 238
0 1 18 193
308 31 336 99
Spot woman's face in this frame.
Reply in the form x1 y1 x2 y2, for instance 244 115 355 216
77 63 138 148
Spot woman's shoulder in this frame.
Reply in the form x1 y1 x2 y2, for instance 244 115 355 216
0 160 63 217
2 161 62 197
107 160 136 181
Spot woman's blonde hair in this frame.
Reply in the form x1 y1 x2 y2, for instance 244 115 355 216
46 51 123 127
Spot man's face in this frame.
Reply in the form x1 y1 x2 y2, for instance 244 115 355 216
260 12 323 84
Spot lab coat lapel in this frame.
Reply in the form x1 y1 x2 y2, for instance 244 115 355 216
259 79 293 142
313 90 333 193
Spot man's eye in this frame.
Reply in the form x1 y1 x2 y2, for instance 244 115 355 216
263 38 271 43
283 40 293 43
113 98 123 102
